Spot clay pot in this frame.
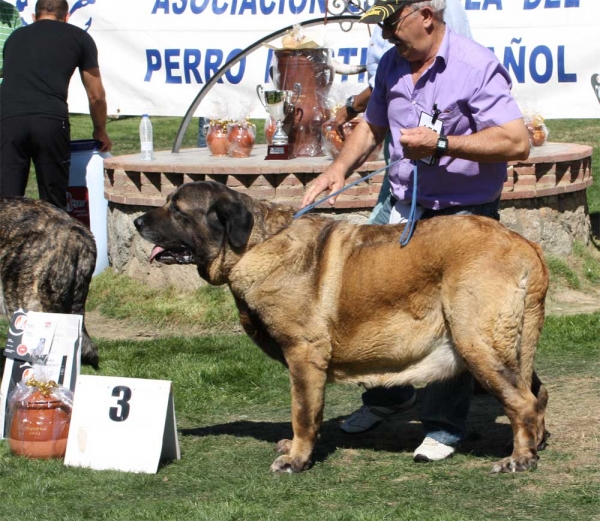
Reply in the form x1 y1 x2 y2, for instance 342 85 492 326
531 126 547 147
8 390 71 459
227 123 256 158
206 123 229 157
322 118 383 161
265 117 277 146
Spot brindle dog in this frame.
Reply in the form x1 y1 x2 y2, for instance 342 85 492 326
135 181 550 474
0 198 98 368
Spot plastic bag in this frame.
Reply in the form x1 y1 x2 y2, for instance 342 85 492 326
522 104 550 147
227 119 256 158
204 100 232 157
264 24 326 51
321 116 382 161
216 100 255 158
7 361 73 459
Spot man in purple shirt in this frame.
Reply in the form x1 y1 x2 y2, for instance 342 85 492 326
302 0 530 462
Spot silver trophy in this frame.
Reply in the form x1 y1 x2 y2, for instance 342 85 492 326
257 83 301 159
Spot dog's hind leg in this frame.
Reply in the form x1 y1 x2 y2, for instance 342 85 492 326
79 325 99 369
531 371 549 451
445 277 545 473
64 240 99 369
270 351 328 473
457 341 541 472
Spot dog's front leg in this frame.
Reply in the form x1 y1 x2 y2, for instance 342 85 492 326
271 358 327 473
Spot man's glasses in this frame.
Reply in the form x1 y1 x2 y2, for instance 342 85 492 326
377 7 418 31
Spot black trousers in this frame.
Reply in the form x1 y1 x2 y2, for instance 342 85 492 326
0 114 71 210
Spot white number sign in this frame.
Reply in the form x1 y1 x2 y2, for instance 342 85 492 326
64 375 180 474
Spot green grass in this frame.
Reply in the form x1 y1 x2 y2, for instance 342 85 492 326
546 256 582 290
0 313 598 520
545 238 600 291
545 119 600 214
572 241 600 284
86 269 238 331
71 115 202 157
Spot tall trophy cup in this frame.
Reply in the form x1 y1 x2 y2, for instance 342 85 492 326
257 83 301 160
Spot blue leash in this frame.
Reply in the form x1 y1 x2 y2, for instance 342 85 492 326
294 159 419 247
399 161 418 247
293 158 402 219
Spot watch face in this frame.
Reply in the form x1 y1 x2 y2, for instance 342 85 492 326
436 136 448 157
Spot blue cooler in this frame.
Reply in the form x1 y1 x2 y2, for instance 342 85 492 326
67 139 110 276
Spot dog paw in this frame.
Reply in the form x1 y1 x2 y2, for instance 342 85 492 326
491 454 539 473
81 347 100 371
537 430 551 451
270 455 310 473
81 350 100 370
275 439 292 454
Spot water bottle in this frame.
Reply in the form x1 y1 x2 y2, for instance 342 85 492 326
139 114 154 161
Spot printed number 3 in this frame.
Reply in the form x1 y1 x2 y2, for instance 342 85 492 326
109 386 132 422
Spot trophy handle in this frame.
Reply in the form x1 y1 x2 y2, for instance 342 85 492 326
256 85 267 110
292 82 302 103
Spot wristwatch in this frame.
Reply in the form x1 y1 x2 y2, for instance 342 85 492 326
345 96 359 117
435 133 448 157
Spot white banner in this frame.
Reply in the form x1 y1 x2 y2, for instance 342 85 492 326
7 0 600 119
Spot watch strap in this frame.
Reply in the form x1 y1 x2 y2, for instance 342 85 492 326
435 134 448 157
346 96 359 117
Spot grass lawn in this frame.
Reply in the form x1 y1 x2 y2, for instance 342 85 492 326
0 312 598 520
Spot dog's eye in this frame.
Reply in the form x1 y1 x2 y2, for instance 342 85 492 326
170 203 187 220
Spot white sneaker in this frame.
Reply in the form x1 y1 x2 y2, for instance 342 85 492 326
413 437 456 462
340 394 417 434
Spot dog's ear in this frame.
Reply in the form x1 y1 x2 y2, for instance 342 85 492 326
210 197 254 250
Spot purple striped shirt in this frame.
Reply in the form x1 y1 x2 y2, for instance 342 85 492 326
365 27 523 210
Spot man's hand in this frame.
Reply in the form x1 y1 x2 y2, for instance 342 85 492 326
301 118 383 209
301 169 346 208
93 128 112 152
333 87 373 137
334 106 354 128
399 127 439 160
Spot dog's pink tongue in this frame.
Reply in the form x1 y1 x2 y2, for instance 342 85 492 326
149 246 164 263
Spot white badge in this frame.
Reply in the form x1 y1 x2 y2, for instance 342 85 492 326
418 110 444 165
64 375 180 474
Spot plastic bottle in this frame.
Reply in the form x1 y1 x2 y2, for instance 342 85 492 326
139 114 154 161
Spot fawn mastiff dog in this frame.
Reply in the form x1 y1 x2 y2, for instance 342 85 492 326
0 198 99 367
134 181 550 474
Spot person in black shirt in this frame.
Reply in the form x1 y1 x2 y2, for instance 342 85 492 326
0 0 112 210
